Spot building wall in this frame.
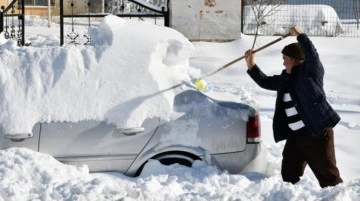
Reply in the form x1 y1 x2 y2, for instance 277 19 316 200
0 0 59 16
170 0 242 41
60 0 104 15
0 0 8 8
0 0 98 16
25 6 59 15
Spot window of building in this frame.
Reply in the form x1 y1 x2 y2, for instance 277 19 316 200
24 0 55 6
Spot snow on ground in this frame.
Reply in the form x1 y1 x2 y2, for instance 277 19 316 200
0 15 360 200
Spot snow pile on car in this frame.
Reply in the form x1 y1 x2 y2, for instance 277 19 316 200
243 5 344 36
0 15 200 135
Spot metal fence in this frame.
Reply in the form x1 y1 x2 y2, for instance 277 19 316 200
59 0 169 46
242 0 360 37
0 0 25 46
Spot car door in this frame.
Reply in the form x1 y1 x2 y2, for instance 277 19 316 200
38 118 159 172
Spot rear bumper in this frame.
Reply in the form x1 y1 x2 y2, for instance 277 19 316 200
210 142 268 174
240 143 267 174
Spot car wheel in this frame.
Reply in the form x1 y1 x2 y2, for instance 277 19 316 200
135 151 201 176
156 154 195 167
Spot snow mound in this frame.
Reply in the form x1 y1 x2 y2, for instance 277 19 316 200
0 15 198 135
0 148 90 199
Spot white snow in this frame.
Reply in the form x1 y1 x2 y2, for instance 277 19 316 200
0 15 197 135
0 14 360 200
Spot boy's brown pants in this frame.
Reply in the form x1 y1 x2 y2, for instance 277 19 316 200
281 127 343 188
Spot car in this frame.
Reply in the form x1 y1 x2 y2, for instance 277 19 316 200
243 5 344 37
0 16 267 177
0 82 267 176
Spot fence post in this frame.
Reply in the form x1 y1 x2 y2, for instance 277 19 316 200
60 0 64 46
164 0 169 27
0 6 3 33
354 0 360 29
241 0 245 34
21 0 25 46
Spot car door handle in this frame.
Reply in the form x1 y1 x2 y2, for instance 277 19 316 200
4 133 33 142
118 127 145 136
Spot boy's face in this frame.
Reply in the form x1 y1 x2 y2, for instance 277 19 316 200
282 54 296 72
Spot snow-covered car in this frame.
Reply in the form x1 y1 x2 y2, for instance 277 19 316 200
243 5 344 36
0 16 266 176
0 84 266 176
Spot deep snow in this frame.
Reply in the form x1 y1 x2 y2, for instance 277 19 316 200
0 15 198 135
0 15 360 200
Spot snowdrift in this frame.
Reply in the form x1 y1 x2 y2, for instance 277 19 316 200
0 15 197 135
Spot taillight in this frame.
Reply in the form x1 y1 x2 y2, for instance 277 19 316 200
247 115 261 143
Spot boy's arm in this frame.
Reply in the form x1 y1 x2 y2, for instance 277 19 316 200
291 26 324 79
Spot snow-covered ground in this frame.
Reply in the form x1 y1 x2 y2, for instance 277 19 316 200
0 15 360 200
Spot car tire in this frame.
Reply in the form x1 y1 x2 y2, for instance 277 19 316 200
155 153 196 167
135 152 201 176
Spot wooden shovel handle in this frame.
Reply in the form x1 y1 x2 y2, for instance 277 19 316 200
200 33 292 79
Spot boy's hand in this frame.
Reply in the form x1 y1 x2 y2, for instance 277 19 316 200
289 26 303 36
244 49 255 70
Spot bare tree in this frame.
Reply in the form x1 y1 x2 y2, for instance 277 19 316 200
245 0 286 48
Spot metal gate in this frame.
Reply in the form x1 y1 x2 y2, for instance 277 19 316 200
60 0 170 46
0 0 25 46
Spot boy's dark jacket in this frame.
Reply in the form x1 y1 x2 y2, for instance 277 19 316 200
247 34 340 142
